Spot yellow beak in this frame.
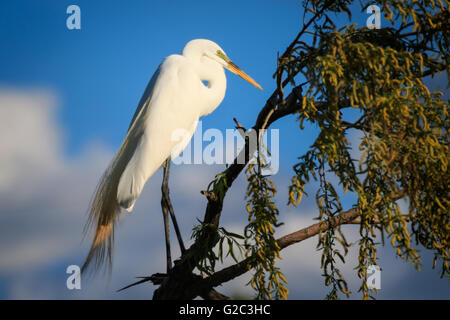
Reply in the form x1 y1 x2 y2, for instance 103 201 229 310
225 61 263 90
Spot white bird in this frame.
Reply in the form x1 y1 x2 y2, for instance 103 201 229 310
82 39 262 272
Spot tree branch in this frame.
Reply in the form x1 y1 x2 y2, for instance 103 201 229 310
200 288 232 300
204 208 360 288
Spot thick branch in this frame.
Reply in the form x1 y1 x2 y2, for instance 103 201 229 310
204 208 360 288
200 288 232 300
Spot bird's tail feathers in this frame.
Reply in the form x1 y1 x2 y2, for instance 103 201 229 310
81 133 138 274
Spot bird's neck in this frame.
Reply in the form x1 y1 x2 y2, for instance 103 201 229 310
194 59 227 117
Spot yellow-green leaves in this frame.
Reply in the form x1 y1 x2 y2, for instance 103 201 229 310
287 0 449 299
245 160 287 299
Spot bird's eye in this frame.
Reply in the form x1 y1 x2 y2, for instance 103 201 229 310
216 50 229 62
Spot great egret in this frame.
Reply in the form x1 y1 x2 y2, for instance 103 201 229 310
82 39 262 272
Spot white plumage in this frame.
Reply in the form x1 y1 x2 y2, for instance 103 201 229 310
82 39 261 272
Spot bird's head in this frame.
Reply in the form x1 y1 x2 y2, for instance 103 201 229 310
183 39 262 90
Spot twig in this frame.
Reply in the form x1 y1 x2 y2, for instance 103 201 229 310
117 273 167 292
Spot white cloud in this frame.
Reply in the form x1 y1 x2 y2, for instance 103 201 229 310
0 89 109 273
0 90 62 192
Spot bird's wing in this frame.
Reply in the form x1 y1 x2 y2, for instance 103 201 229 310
126 64 162 133
83 55 201 272
117 55 200 211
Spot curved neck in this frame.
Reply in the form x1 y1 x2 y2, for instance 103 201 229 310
200 62 226 116
184 54 227 117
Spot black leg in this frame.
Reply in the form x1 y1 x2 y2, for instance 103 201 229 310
161 158 186 254
161 196 172 272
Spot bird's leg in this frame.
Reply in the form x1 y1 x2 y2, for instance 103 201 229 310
160 180 172 272
161 158 186 259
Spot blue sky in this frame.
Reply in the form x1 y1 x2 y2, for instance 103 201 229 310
0 0 303 155
0 0 448 299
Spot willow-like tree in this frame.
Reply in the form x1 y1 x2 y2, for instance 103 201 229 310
134 0 449 300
